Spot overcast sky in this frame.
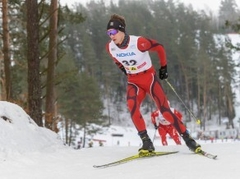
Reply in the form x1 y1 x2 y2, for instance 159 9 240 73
59 0 240 14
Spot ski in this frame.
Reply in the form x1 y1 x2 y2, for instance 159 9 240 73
196 149 217 160
93 151 178 168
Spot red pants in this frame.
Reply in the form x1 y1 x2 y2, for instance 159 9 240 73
158 124 181 146
127 67 186 134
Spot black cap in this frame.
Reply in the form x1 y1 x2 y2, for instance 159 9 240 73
107 20 125 32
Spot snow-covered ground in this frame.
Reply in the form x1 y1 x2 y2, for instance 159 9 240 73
1 101 240 179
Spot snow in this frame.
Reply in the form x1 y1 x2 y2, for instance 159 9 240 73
1 101 240 179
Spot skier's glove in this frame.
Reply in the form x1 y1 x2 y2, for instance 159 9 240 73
159 65 168 80
154 123 158 129
115 62 127 75
119 65 127 75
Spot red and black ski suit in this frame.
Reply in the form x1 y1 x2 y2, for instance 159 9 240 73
151 109 182 146
106 35 187 135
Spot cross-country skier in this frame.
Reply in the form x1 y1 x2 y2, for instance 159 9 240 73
151 106 182 146
105 13 201 154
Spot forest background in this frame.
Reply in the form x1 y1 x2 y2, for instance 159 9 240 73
0 0 240 147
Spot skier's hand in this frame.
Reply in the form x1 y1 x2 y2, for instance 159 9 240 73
115 62 127 75
119 65 127 75
159 65 168 80
154 123 158 129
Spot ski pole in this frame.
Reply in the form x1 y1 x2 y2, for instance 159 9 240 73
152 128 157 143
164 79 201 125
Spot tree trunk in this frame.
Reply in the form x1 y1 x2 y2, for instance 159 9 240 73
45 0 58 131
0 51 3 100
64 118 69 145
26 0 42 126
226 84 235 129
2 0 12 101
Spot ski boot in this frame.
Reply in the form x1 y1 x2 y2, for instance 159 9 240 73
138 130 155 155
181 130 201 153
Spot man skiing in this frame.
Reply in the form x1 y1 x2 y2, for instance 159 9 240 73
151 106 182 146
105 13 201 154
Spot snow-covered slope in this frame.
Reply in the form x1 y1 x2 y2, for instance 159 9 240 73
0 101 240 179
0 101 65 154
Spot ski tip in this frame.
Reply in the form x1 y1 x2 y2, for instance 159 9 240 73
93 165 102 168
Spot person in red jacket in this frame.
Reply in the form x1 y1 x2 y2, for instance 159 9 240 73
151 107 182 146
105 13 200 154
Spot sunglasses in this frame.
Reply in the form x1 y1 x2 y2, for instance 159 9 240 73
107 29 118 36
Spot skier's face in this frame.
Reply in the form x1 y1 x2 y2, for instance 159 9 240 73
107 28 125 45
